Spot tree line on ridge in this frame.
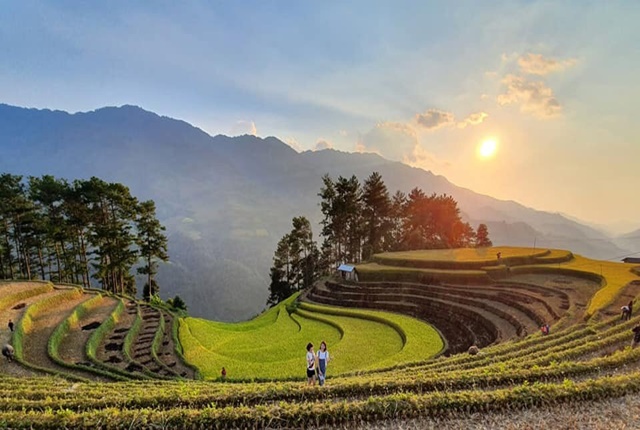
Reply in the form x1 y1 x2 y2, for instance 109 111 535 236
0 173 168 299
268 172 492 305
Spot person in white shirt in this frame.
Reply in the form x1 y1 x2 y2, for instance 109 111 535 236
306 342 316 385
316 341 330 386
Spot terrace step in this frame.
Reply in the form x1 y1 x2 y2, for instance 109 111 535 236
58 297 118 372
19 288 112 381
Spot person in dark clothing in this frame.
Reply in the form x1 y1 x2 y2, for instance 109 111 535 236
628 300 634 320
632 325 640 348
7 319 14 332
2 344 14 362
621 306 630 321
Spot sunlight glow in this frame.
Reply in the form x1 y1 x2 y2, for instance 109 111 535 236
478 139 498 159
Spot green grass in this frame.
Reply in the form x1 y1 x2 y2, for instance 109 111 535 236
179 294 443 380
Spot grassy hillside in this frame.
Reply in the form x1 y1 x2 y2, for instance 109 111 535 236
179 294 444 380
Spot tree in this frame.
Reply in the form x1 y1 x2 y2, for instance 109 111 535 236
362 172 391 260
136 200 169 301
267 216 320 306
266 266 293 306
388 190 407 251
475 223 493 247
168 295 187 311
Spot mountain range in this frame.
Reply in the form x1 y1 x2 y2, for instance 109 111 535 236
0 103 637 321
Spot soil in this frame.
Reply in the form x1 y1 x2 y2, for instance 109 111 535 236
0 286 66 378
21 291 110 381
95 301 140 375
505 273 601 327
58 296 119 369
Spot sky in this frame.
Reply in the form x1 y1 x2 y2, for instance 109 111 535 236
1 1 639 232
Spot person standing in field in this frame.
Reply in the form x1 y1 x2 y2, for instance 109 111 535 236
7 319 14 332
628 300 634 320
306 343 316 385
632 325 640 348
316 341 330 386
621 305 630 321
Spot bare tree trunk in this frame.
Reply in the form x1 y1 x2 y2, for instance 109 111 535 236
22 246 31 280
54 242 62 282
3 221 13 279
37 247 46 280
79 232 89 288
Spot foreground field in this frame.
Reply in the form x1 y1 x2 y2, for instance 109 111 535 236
1 246 640 428
180 294 444 380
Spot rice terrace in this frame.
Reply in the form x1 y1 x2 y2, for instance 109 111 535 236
1 245 640 428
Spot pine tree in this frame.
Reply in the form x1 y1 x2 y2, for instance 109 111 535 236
362 172 391 260
475 223 493 247
136 200 169 300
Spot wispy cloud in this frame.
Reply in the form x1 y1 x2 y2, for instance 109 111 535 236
414 109 455 131
518 53 576 75
497 74 561 118
457 112 489 128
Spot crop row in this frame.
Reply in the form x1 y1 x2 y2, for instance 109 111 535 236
1 372 640 428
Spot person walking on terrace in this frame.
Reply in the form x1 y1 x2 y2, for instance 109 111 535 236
306 343 316 385
316 341 330 386
628 300 634 320
7 319 14 332
621 305 630 321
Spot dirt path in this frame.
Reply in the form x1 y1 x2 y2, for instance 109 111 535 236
58 296 119 367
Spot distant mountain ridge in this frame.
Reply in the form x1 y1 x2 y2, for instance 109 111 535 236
0 103 632 320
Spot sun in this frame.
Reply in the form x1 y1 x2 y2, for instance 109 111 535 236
478 139 498 159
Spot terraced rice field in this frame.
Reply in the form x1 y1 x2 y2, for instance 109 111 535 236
1 246 640 428
180 294 444 380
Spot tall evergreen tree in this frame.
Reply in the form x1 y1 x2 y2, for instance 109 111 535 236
475 223 493 247
362 172 391 260
136 200 169 301
267 216 319 306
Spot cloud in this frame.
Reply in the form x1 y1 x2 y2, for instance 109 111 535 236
314 139 333 151
229 120 257 136
414 109 455 131
457 112 489 129
357 122 417 161
357 122 447 171
518 53 576 76
497 74 561 118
